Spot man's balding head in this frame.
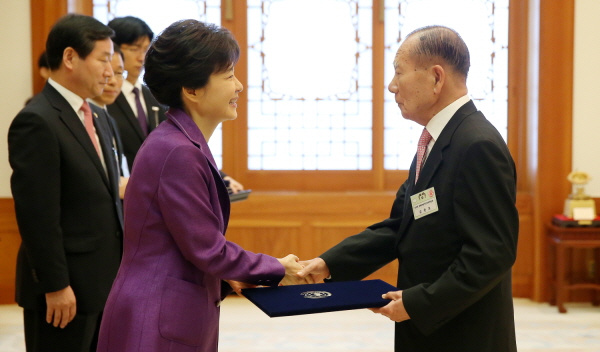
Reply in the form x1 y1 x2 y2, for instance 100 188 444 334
405 26 470 79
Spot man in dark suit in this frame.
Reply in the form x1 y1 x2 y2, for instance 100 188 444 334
299 25 519 352
106 16 246 193
8 14 123 352
106 16 166 172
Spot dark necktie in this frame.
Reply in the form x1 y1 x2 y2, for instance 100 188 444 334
132 87 148 136
415 128 432 183
80 101 101 157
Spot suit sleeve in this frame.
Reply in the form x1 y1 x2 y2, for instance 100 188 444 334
157 144 284 286
8 112 70 293
320 181 408 281
402 138 518 335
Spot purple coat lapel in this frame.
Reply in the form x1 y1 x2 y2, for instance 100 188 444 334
166 108 230 233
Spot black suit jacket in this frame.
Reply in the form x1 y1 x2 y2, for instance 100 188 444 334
106 112 126 176
321 101 518 352
9 83 124 313
106 85 166 171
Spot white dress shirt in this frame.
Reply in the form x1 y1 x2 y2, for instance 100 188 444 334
121 79 148 118
48 78 106 171
424 94 471 160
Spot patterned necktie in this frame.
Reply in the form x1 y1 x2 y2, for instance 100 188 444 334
80 101 101 157
132 87 148 136
415 128 432 183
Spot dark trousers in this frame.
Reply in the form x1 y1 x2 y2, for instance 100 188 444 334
23 309 102 352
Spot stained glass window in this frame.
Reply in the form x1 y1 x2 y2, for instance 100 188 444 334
384 0 509 169
96 0 510 174
247 0 373 170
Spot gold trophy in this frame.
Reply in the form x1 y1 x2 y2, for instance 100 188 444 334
563 170 596 224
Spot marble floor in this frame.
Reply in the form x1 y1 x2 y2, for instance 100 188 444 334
0 298 599 351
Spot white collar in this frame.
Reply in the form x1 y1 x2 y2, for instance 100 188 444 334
425 95 471 141
47 78 85 115
122 79 143 94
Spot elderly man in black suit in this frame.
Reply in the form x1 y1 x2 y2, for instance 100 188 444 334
299 25 519 352
8 14 123 352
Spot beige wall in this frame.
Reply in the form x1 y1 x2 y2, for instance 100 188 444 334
572 0 600 197
0 0 32 197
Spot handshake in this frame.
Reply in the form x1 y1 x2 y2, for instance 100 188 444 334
278 254 328 286
226 254 329 295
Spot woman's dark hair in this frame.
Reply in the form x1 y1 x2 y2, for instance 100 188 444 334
46 14 114 71
143 19 240 109
108 16 154 46
406 25 470 78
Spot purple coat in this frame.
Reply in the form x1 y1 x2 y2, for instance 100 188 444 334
97 108 284 352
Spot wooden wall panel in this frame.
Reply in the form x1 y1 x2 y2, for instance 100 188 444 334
513 193 534 297
30 0 94 95
310 224 369 255
311 224 398 285
30 0 68 95
530 0 575 302
0 199 18 304
226 221 302 258
227 192 398 284
226 218 401 285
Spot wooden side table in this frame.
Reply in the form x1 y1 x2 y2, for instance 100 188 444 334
547 224 600 313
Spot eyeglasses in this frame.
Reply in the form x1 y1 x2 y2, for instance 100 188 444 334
113 70 127 80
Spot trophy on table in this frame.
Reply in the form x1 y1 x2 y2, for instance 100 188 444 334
563 170 597 225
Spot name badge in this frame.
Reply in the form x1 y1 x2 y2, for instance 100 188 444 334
410 187 439 220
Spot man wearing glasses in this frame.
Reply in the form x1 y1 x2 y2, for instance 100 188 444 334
107 16 167 172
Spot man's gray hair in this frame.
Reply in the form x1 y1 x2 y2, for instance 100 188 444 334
406 25 470 78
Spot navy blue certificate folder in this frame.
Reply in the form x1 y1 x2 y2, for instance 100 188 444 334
241 279 397 317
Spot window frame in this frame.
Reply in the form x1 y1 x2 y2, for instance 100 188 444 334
221 0 521 191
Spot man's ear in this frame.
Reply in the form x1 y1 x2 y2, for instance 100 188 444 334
181 87 198 102
63 47 76 71
431 65 445 94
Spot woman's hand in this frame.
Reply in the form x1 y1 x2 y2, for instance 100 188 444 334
225 280 256 297
277 254 314 285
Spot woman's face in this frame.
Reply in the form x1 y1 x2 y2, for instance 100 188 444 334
191 66 243 123
95 53 125 106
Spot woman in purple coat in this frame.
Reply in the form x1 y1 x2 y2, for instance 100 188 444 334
97 20 305 352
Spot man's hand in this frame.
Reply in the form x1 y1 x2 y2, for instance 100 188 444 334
297 257 330 283
45 286 76 328
225 280 256 297
369 290 410 322
119 176 129 199
223 176 244 194
277 254 313 285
